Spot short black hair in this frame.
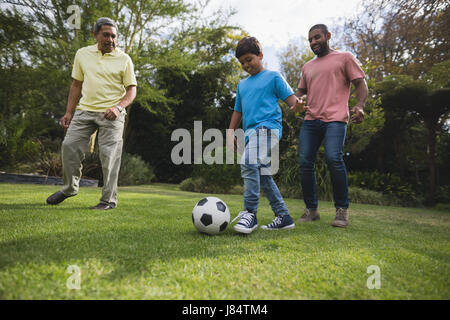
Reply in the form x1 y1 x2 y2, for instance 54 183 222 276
235 37 262 59
94 17 117 34
309 24 329 36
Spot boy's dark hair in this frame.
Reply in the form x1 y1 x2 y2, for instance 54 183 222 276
235 37 262 59
309 24 329 36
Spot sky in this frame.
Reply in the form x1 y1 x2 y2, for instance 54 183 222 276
205 0 363 70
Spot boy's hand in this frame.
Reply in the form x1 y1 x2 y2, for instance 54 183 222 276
290 95 309 113
226 131 238 153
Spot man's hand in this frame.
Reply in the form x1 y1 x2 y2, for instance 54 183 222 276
61 112 73 129
104 106 121 121
290 94 309 113
350 106 364 124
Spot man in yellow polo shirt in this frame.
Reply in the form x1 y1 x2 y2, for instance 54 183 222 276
46 17 137 210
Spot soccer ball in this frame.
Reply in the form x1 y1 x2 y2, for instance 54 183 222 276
192 197 230 235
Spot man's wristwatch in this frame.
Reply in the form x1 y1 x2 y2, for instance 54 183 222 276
115 105 124 113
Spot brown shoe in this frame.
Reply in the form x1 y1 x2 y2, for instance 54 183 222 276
92 203 114 210
296 208 320 222
332 208 349 228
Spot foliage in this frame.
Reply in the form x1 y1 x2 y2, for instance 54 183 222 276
435 185 450 204
348 171 422 206
376 75 450 204
339 0 450 80
180 147 242 194
348 186 398 206
0 114 40 168
118 152 154 186
0 0 243 183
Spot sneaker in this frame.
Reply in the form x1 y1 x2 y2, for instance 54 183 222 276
332 208 349 228
261 215 295 230
92 203 115 210
232 210 258 234
296 208 320 222
46 191 74 205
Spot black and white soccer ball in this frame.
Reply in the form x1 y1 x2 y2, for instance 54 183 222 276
192 197 230 235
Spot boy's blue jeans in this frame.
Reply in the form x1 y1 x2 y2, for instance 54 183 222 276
240 127 289 216
298 120 349 209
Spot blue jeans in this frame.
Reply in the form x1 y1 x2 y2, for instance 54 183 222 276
241 127 289 216
299 120 349 209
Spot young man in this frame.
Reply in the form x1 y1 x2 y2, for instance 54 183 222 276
46 17 137 210
228 36 307 234
291 24 368 227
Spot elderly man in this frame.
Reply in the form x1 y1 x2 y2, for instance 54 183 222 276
46 17 137 210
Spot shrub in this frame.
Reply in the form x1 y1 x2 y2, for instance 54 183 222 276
275 143 332 200
119 152 154 186
348 171 421 206
179 176 242 194
348 186 398 206
187 147 242 194
435 185 450 204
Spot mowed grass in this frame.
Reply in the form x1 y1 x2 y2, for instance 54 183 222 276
0 183 449 300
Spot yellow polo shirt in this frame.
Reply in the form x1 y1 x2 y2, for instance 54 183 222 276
72 44 137 112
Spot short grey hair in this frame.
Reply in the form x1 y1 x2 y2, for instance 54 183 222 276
94 17 117 34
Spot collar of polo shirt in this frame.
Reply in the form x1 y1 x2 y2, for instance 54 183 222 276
88 44 120 56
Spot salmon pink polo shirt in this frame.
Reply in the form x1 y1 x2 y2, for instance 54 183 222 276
298 50 365 123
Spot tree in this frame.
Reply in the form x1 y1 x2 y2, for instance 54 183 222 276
0 0 244 180
339 0 450 80
377 75 450 204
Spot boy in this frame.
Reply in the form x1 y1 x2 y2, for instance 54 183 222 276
228 36 307 234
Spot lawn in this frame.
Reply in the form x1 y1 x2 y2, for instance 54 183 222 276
0 183 449 299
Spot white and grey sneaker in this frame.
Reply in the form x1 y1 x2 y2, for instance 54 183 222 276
261 215 295 230
232 210 258 234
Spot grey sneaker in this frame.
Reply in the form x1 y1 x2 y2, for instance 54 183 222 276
296 208 320 222
92 203 115 210
332 208 349 228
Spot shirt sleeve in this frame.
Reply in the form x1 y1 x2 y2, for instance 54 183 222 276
71 50 84 81
234 83 242 112
274 72 294 101
345 53 365 81
123 56 138 87
298 67 306 89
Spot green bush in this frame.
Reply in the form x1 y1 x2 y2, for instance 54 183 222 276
187 147 242 194
349 186 399 206
348 171 421 206
0 115 39 169
435 185 450 204
118 152 154 186
179 176 243 194
275 143 332 200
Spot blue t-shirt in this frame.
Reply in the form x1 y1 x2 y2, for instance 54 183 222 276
234 69 294 141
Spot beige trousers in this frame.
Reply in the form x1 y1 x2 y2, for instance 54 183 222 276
61 110 125 207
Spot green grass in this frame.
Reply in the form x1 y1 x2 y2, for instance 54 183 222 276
0 183 449 299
